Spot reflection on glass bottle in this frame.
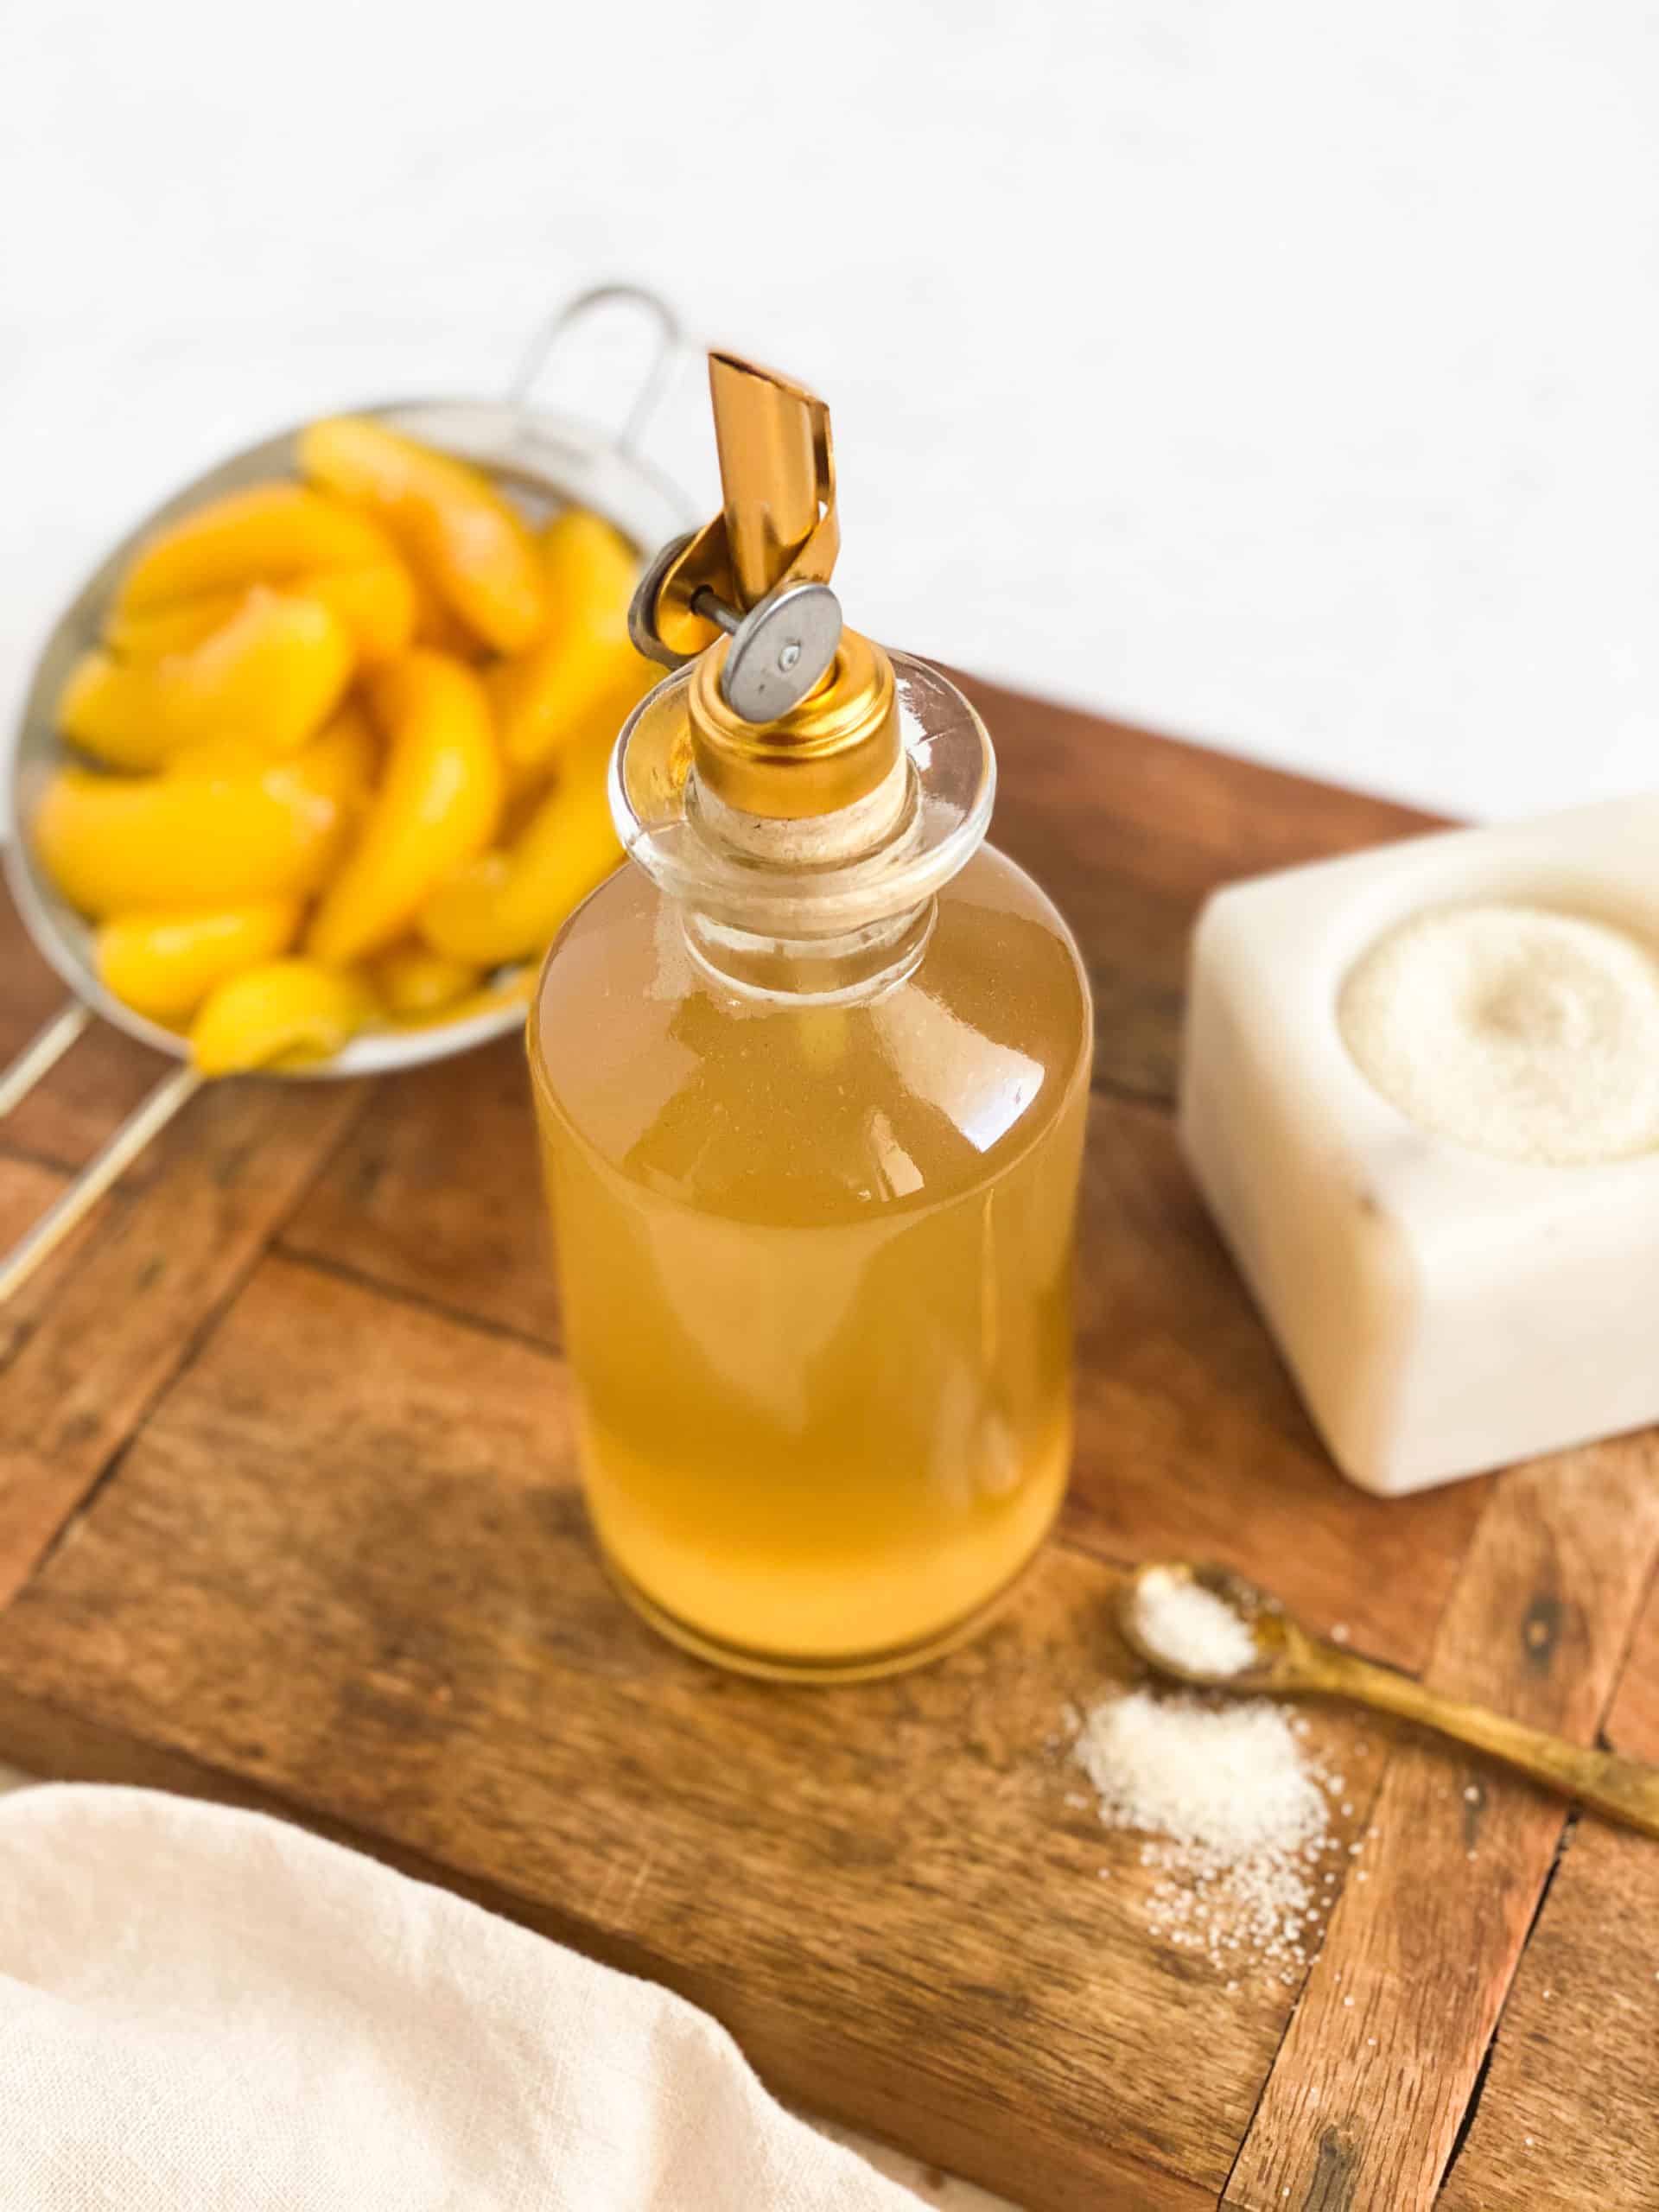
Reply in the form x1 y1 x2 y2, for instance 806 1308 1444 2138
529 355 1091 1679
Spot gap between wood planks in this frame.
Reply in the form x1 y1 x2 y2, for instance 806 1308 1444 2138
1430 1537 1659 2206
1216 1813 1583 2212
268 1238 563 1358
1218 1439 1659 2212
0 1670 1221 2212
1440 1514 1659 2186
9 1150 1654 2209
12 956 1649 2207
1212 1493 1480 2212
1437 1810 1575 2193
0 1076 381 1611
0 1135 83 1179
0 1013 1185 1625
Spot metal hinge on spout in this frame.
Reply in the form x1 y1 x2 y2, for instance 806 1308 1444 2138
628 352 845 725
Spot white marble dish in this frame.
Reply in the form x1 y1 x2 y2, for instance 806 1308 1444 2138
1180 798 1659 1494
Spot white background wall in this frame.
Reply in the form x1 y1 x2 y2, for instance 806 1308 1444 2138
6 0 1658 822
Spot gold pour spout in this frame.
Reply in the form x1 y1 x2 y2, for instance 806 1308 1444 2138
639 354 840 661
711 353 839 609
628 348 899 819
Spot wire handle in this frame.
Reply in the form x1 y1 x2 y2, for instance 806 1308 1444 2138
507 283 683 456
0 1002 91 1119
0 1062 200 1304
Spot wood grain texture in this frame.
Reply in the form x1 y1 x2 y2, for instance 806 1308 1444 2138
0 893 163 1170
1223 1439 1659 2212
0 1251 1307 2212
0 683 1650 2211
1438 1561 1659 2212
289 1077 1484 1678
0 1069 367 1605
280 1039 561 1347
0 1154 76 1360
1066 1096 1485 1674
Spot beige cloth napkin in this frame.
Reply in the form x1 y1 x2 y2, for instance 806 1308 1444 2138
0 1783 923 2210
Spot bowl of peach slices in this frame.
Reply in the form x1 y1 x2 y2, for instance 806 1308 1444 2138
0 286 689 1299
15 409 672 1078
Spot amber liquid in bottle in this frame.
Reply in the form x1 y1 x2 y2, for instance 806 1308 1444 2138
530 842 1091 1678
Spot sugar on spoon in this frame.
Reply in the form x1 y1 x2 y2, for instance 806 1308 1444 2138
1119 1560 1659 1842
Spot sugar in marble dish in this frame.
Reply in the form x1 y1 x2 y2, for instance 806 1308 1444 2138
1180 797 1659 1494
1338 903 1659 1167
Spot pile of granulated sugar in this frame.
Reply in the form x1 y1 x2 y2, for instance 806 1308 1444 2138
1072 1689 1344 1980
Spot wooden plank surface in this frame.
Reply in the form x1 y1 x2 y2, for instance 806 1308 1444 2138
1223 1437 1659 2210
1 677 1654 2209
0 1071 367 1607
0 894 162 1169
282 1042 561 1347
1063 1094 1487 1676
1438 1558 1659 2212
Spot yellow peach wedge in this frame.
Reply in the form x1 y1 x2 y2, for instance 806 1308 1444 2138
189 959 378 1077
33 711 373 918
165 700 377 787
368 941 483 1018
394 965 538 1030
96 899 303 1024
103 591 245 661
307 650 501 967
284 562 414 664
117 482 395 613
299 417 545 652
106 559 415 667
490 510 653 790
59 589 354 769
417 745 621 969
405 560 486 659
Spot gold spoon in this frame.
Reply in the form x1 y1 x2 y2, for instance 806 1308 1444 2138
1119 1560 1659 1842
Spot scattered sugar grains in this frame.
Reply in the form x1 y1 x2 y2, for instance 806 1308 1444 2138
1073 1689 1341 1974
1133 1567 1259 1676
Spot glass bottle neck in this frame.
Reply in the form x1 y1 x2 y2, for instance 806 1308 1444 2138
673 753 934 1004
679 894 937 1005
610 648 997 1003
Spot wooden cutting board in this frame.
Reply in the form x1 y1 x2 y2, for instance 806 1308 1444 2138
2 675 1656 2211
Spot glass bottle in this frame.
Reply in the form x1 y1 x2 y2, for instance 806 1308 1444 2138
529 353 1091 1679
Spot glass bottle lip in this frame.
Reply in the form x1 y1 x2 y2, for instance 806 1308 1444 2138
609 650 996 938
